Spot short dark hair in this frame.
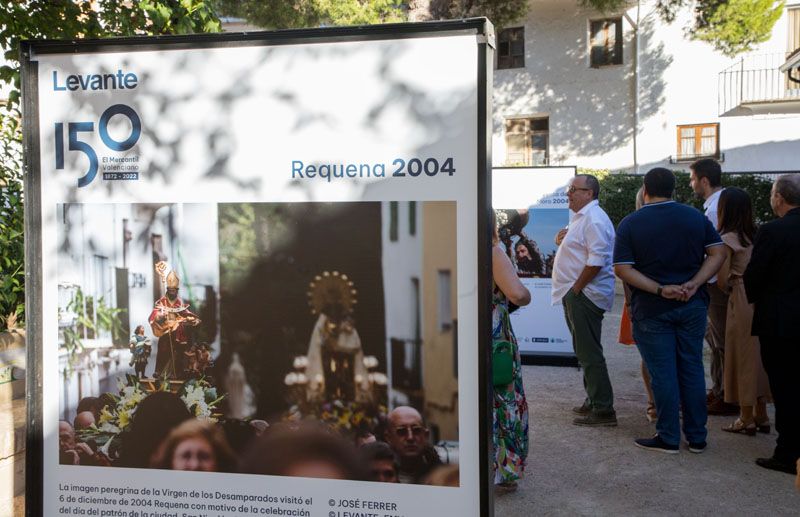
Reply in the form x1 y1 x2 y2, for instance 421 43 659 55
774 173 800 206
643 168 676 199
576 174 600 199
690 158 722 187
360 441 398 466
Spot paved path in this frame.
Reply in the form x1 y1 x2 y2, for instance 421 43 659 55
496 294 799 516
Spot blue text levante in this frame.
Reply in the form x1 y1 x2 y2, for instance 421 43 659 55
53 70 138 91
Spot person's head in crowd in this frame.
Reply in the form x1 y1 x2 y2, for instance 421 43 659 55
240 423 366 480
360 441 399 483
770 173 800 218
643 168 676 202
423 464 459 487
59 421 76 452
355 430 376 447
58 421 80 465
689 158 722 200
117 391 191 468
384 406 430 463
717 187 757 245
76 396 102 421
151 419 236 473
567 174 599 213
218 418 259 457
73 411 96 431
515 240 532 263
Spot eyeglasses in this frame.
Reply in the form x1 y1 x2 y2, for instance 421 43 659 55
393 425 426 438
567 185 592 194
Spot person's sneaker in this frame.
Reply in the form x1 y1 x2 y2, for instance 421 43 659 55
688 441 707 454
634 434 679 454
572 402 591 416
573 411 617 427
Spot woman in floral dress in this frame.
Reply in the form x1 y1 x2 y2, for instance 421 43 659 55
492 215 531 491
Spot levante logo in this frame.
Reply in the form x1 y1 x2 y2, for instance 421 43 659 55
53 70 142 187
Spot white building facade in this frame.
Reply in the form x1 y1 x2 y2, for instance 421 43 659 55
493 0 800 174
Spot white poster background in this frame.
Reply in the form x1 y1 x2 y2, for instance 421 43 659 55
492 167 575 356
34 33 482 517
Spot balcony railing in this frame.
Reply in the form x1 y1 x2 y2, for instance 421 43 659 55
718 53 800 116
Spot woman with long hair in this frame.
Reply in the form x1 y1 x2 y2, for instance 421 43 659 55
491 210 531 492
618 187 657 422
716 187 771 435
151 419 237 472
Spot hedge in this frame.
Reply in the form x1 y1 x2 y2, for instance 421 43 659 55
581 169 777 228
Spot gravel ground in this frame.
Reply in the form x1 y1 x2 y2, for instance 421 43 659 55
495 294 799 516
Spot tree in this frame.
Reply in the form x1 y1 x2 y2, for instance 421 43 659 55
0 1 222 328
213 0 406 29
580 0 784 57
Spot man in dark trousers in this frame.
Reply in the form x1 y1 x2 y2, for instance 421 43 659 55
744 173 800 475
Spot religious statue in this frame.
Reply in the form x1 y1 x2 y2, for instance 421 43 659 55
225 352 257 419
304 271 370 402
128 324 152 379
184 342 214 379
148 263 201 379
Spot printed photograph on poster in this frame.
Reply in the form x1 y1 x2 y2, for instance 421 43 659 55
55 201 459 486
495 208 566 279
492 167 575 356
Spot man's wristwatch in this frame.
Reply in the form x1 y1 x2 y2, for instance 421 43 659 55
656 285 663 298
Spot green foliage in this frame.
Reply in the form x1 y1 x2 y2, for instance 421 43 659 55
428 0 529 30
589 169 776 227
62 287 127 371
0 1 222 329
691 0 784 57
579 0 784 57
214 0 406 29
0 107 23 328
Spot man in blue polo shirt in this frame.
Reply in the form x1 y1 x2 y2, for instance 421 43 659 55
613 168 725 454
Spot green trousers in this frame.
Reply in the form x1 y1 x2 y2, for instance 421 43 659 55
562 289 615 413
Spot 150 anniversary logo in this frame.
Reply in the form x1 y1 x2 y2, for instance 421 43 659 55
52 70 141 187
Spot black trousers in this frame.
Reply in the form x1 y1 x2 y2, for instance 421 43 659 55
760 336 800 464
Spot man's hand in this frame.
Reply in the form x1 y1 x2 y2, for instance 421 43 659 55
679 280 700 301
660 285 686 300
555 228 568 246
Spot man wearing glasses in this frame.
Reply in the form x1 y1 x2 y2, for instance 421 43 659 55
553 174 617 426
384 406 441 483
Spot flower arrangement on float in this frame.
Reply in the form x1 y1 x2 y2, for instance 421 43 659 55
76 374 224 458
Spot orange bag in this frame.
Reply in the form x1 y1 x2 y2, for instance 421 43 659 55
618 303 636 345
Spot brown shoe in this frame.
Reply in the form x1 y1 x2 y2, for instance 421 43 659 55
707 398 739 416
572 402 591 416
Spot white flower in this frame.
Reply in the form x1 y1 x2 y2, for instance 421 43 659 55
99 421 121 434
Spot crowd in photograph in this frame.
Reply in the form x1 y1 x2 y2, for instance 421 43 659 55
491 163 800 492
59 393 457 487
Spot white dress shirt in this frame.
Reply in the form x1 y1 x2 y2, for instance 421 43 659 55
703 188 723 230
703 188 724 283
551 200 616 311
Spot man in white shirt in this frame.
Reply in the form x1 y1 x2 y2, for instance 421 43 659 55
552 174 617 426
690 158 736 415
